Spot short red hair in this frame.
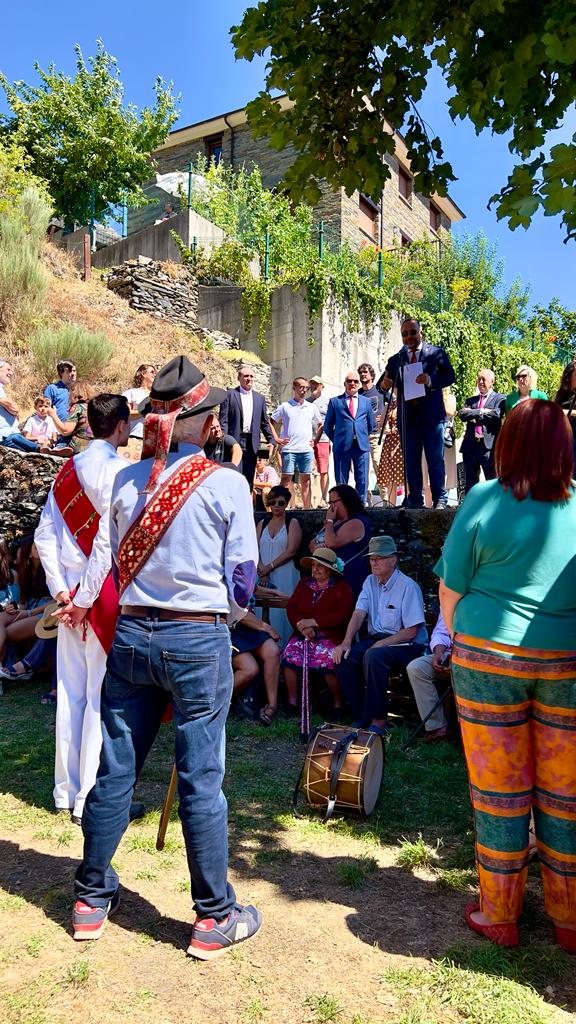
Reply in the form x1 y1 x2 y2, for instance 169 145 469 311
495 399 574 502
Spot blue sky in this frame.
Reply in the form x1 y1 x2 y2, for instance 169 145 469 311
1 1 574 311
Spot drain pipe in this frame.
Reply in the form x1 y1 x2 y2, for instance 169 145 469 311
223 114 235 168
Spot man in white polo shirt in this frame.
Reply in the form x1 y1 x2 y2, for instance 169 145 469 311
271 377 322 509
333 535 427 731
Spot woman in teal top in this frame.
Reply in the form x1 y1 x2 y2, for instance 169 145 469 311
435 399 576 954
504 364 547 413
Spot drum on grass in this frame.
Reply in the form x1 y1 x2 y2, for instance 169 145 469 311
293 724 385 823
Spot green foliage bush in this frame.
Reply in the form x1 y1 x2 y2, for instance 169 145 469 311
0 186 51 330
29 323 114 381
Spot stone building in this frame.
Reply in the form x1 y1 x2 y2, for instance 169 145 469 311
130 97 465 248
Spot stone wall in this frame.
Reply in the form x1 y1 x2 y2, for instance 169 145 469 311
106 257 199 327
0 450 59 541
90 210 226 270
380 153 452 248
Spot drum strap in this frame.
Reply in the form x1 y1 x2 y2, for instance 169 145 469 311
291 727 359 823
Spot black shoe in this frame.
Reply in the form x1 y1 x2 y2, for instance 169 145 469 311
434 500 448 509
71 813 82 826
129 801 146 823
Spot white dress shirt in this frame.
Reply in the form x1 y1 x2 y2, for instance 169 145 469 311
239 387 254 434
110 444 258 624
35 439 128 607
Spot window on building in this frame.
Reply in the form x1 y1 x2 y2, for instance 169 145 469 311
400 231 412 248
205 134 223 166
358 194 378 240
430 201 441 233
398 167 412 205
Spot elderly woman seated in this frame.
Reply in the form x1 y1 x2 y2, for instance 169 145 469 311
282 547 355 720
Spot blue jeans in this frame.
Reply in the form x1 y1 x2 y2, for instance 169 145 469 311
22 636 57 688
401 417 447 507
74 615 236 919
281 449 314 475
336 634 425 723
1 433 39 452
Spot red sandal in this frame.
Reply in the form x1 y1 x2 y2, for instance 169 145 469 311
554 925 576 954
465 903 519 948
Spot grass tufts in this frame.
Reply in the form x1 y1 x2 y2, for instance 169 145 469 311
397 833 442 869
303 993 344 1023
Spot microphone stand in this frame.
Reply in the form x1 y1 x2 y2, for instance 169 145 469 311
376 348 409 505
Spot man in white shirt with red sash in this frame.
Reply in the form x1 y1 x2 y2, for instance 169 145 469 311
35 395 131 824
72 356 262 960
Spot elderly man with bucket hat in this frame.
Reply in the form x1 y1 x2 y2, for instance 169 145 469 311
72 356 262 959
333 535 427 731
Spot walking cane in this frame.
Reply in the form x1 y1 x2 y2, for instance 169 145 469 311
156 763 178 851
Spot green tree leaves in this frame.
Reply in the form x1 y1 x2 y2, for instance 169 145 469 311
232 1 576 238
0 40 178 227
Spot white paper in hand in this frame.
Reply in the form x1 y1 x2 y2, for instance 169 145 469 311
403 361 426 400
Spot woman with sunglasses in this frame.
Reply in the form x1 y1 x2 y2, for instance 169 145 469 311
310 483 371 599
256 485 302 646
504 365 547 413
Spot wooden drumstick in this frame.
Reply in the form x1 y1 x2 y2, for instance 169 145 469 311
156 763 178 851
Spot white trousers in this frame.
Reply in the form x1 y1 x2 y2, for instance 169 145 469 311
406 654 448 732
54 621 107 817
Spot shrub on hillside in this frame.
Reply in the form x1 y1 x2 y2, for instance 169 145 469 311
0 186 51 330
29 323 114 383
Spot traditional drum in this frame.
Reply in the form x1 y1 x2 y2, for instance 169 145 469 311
293 724 385 822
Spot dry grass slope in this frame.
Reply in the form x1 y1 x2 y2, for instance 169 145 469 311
3 244 253 416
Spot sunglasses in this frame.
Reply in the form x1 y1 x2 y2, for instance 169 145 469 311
268 499 286 508
345 379 360 384
401 328 419 337
516 374 528 380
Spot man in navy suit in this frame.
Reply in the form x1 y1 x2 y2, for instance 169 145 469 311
378 319 455 508
459 369 505 493
323 371 376 502
219 366 275 488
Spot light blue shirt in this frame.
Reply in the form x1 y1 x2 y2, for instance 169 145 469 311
356 568 428 644
110 444 258 624
0 384 17 439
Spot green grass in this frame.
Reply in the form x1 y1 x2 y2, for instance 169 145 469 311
336 854 379 889
63 960 91 987
304 993 345 1023
397 833 442 869
382 959 564 1024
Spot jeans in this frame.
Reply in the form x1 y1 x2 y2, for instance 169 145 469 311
336 634 425 723
22 636 57 688
74 615 236 919
401 417 446 507
1 433 39 452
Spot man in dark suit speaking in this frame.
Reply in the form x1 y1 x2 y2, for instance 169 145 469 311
377 318 455 508
219 365 275 488
323 371 376 502
459 369 505 493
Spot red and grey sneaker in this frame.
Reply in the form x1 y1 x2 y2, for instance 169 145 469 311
187 904 262 960
72 891 120 941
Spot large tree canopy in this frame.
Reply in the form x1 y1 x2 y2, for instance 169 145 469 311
0 40 178 226
232 1 576 239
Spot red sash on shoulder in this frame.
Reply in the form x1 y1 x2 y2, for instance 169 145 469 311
53 457 118 654
117 454 220 598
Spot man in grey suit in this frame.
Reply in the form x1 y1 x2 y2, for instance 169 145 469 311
219 366 275 488
459 369 505 493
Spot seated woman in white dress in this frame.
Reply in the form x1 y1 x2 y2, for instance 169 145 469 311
256 485 302 647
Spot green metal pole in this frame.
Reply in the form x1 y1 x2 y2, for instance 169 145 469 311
187 162 193 209
318 221 324 260
264 231 270 282
89 186 95 251
377 250 383 288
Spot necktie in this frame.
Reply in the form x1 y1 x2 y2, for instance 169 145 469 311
348 396 355 417
475 395 485 437
410 350 417 364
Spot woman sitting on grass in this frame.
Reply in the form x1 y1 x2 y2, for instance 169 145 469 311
436 399 576 953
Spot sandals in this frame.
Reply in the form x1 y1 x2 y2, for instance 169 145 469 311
41 691 57 705
0 664 33 681
465 902 518 947
259 703 277 727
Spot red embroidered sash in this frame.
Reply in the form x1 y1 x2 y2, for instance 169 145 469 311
117 454 220 597
52 457 118 654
